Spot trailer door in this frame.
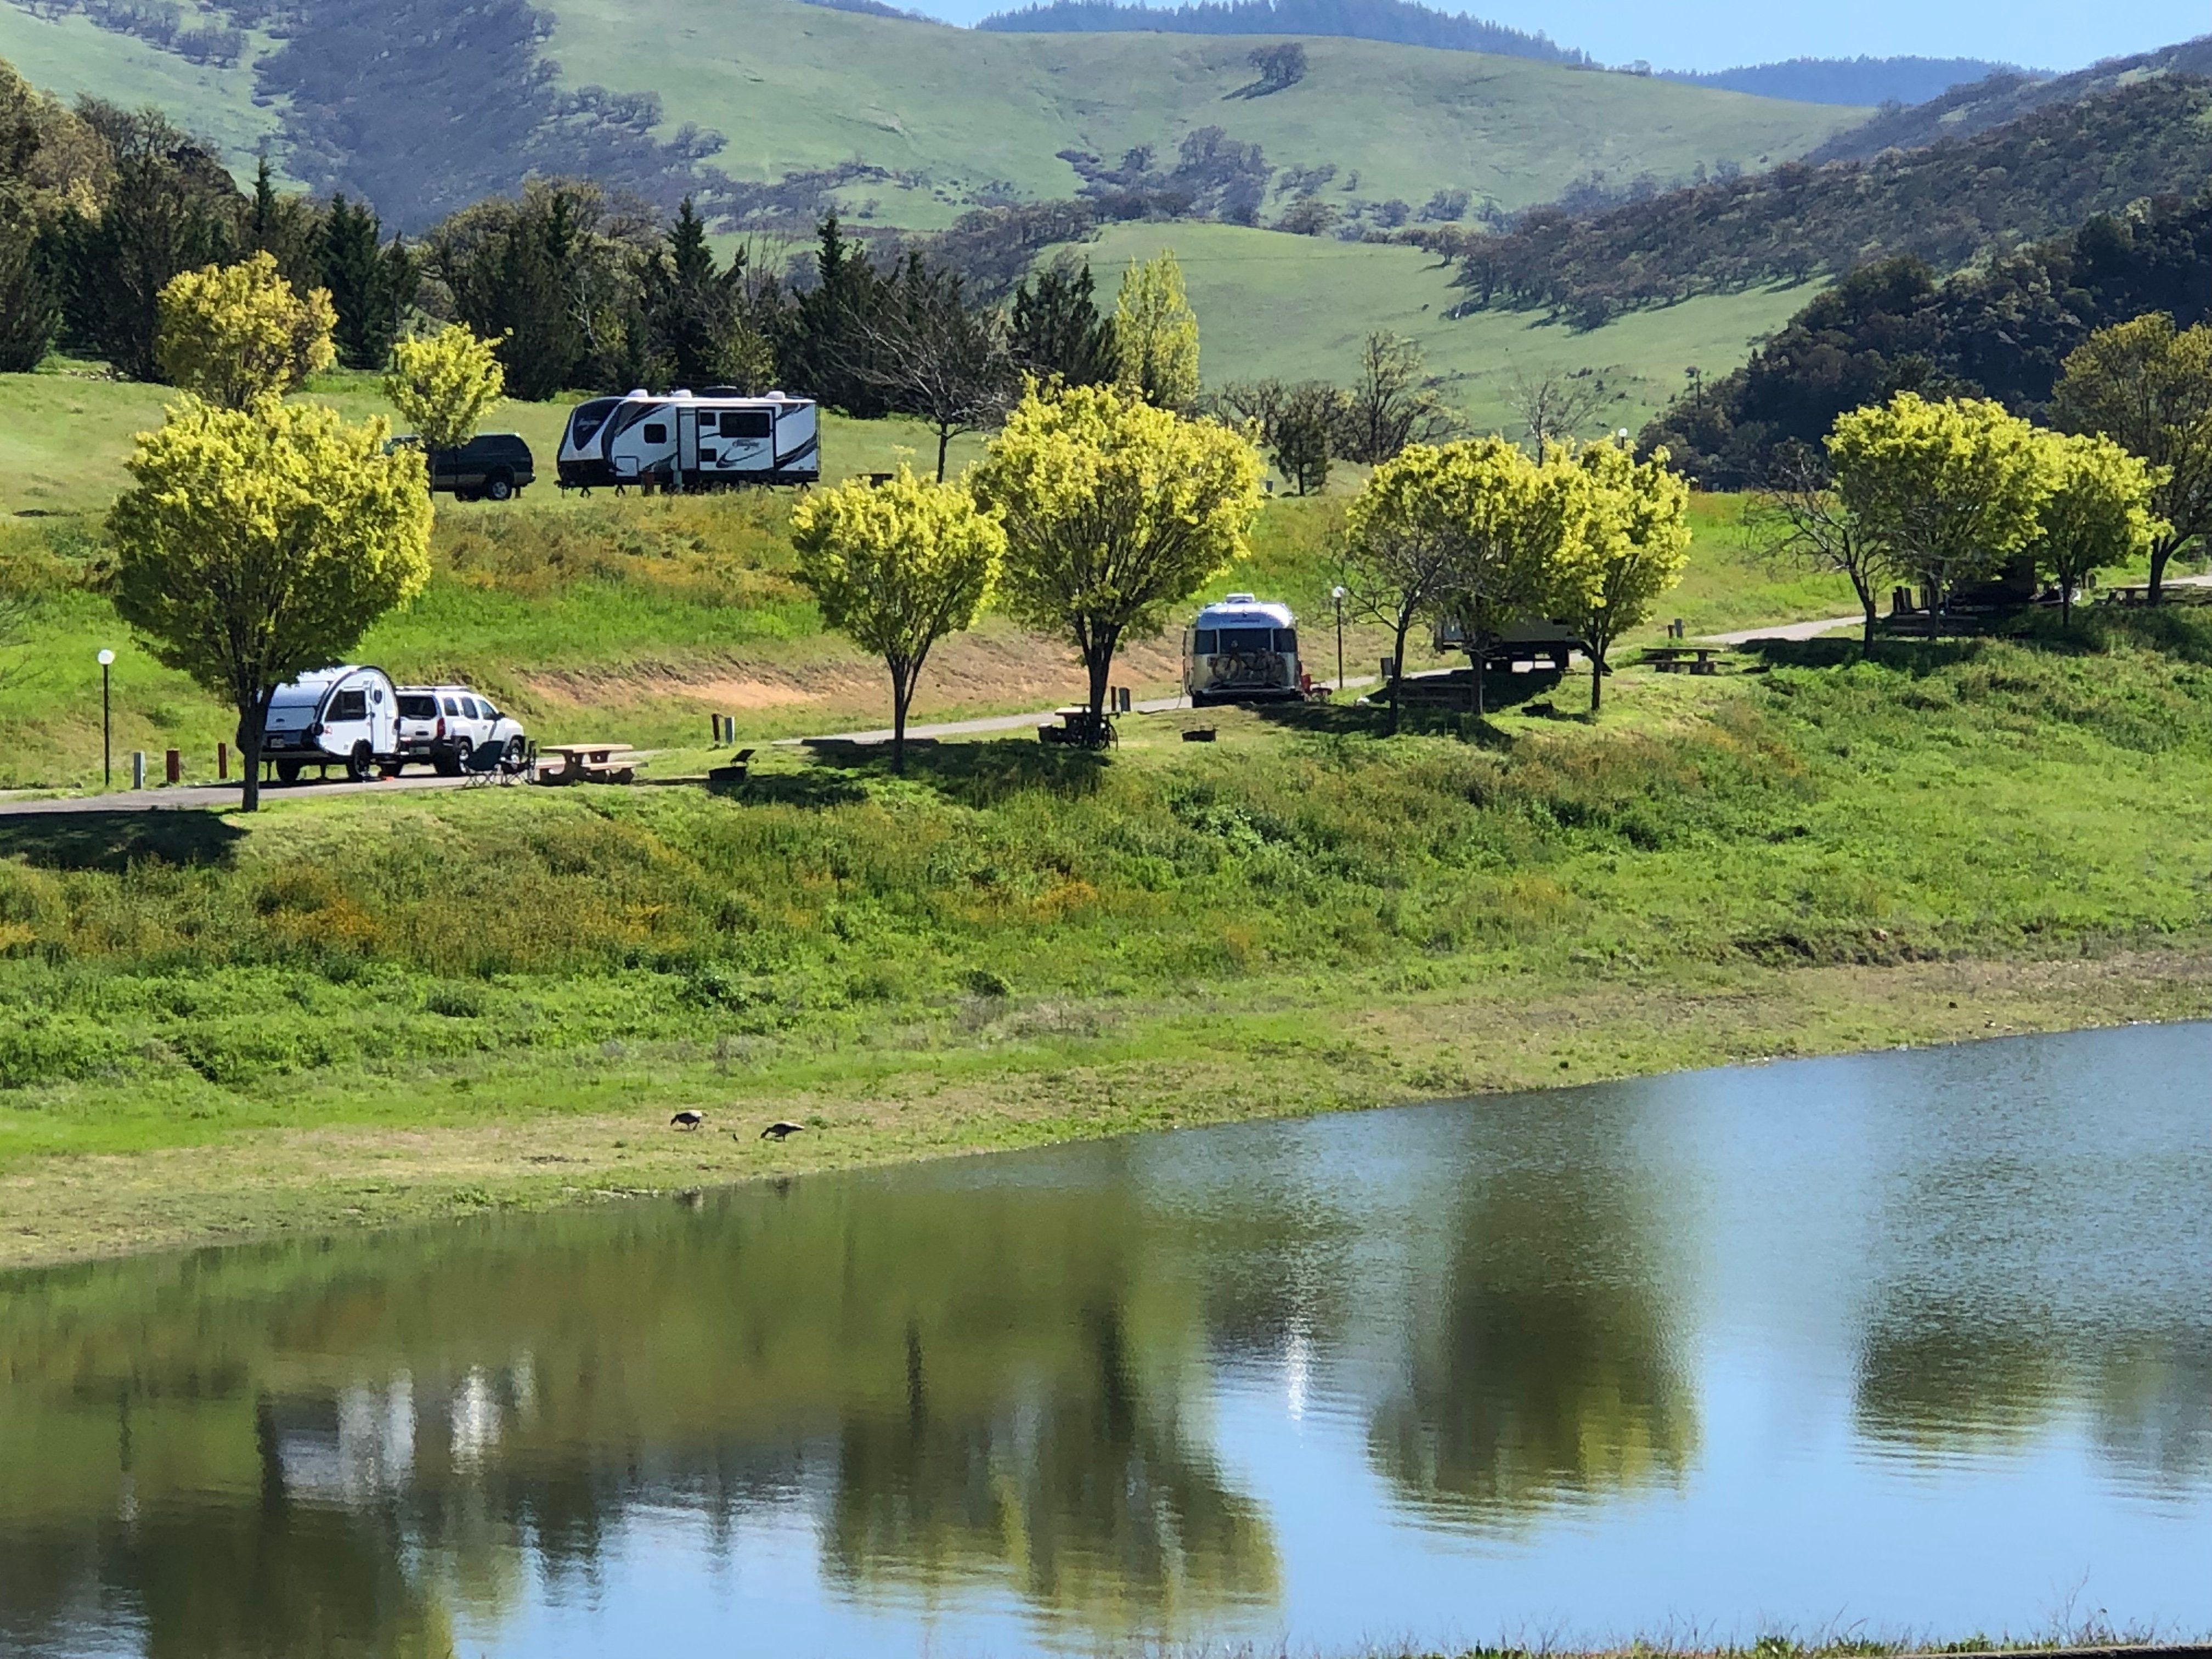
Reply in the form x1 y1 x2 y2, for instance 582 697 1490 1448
678 407 699 479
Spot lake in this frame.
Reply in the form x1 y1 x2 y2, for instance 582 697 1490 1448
4 1023 2211 1657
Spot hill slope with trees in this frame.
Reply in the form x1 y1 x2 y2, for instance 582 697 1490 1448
1447 74 2212 328
976 0 1585 60
1660 56 2027 107
1639 189 2212 487
0 0 1861 231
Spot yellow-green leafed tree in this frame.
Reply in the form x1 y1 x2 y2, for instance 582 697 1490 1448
385 323 506 452
109 398 433 810
153 251 336 409
1826 393 2053 607
2052 313 2212 606
790 465 1005 771
1565 441 1692 712
2029 431 2170 626
1347 436 1595 727
1112 251 1199 413
970 381 1262 722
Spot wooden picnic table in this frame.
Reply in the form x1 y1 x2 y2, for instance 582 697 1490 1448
1644 645 1723 675
1037 707 1117 748
535 742 637 785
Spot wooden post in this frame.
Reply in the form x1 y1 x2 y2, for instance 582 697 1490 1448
217 742 228 780
164 749 180 786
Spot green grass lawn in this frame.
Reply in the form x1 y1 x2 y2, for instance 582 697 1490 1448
1074 222 1819 436
3 609 2211 1264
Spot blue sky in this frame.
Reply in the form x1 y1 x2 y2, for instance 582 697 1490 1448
911 0 2206 74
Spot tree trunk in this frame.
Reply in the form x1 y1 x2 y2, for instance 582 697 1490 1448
1387 615 1411 734
934 425 951 483
1852 573 1877 653
891 674 911 773
2149 541 2174 606
1589 646 1604 712
2061 583 2073 629
237 702 263 813
1472 632 1486 719
1084 631 1118 723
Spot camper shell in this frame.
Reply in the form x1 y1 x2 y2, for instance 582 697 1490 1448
260 665 400 783
1182 594 1306 706
556 388 820 492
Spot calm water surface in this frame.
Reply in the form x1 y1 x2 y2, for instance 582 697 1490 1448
5 1024 2212 1657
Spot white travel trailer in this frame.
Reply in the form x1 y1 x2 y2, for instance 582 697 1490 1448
259 665 400 783
1182 594 1307 706
556 388 821 491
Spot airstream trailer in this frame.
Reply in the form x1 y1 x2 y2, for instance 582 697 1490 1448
259 665 400 783
556 388 820 492
1182 594 1306 706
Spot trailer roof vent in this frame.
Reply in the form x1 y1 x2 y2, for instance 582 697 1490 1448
1224 592 1257 605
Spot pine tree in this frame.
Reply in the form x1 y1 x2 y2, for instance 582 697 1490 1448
319 194 414 371
1008 261 1115 387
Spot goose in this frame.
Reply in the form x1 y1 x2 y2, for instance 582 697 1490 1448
670 1109 705 1131
759 1121 805 1142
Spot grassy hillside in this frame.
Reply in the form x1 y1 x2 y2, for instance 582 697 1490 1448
3 611 2212 1263
1076 221 1816 431
540 2 1861 229
0 0 1862 229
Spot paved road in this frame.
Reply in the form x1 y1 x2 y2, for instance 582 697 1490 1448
0 771 486 817
775 676 1385 748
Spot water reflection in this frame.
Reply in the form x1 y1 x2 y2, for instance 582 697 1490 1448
3 1025 2212 1655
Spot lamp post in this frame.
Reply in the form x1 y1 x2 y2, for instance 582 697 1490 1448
97 648 114 789
1330 585 1346 692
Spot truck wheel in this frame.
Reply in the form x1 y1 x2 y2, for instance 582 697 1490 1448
505 735 528 770
347 741 374 782
487 472 514 501
275 761 301 785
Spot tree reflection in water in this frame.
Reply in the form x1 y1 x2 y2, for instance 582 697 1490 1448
1365 1120 1699 1527
0 1162 1276 1655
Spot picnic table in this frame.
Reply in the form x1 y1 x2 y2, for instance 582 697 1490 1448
2101 585 2153 605
1037 707 1118 748
535 742 637 785
1644 645 1723 675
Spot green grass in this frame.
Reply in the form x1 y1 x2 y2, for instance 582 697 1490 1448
1074 222 1819 433
538 0 1863 228
4 611 2212 1172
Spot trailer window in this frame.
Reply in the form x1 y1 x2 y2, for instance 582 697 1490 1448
1217 627 1274 653
1274 628 1298 652
724 410 772 438
328 690 368 721
1192 629 1217 654
642 423 668 444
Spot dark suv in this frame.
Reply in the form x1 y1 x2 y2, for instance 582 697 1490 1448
424 433 534 501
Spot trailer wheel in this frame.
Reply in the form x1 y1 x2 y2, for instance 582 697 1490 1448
347 741 374 782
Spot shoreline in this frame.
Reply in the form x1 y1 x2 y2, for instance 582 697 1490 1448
6 940 2210 1275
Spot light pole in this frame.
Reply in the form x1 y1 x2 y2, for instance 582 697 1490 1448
1330 585 1346 692
97 648 114 789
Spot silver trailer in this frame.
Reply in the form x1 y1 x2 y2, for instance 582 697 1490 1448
1182 594 1307 706
556 388 820 492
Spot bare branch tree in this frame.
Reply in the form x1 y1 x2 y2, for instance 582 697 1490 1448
1337 331 1455 464
848 263 1015 480
1507 366 1612 453
1748 444 1895 651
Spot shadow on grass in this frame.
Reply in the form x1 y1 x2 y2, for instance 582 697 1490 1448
0 810 247 872
795 734 1112 807
1248 665 1567 740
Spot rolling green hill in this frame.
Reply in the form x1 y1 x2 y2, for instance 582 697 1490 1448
1075 221 1816 428
0 0 1863 232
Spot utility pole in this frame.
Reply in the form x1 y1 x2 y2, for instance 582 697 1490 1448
1330 585 1346 691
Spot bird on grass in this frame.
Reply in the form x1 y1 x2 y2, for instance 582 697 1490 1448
670 1109 705 1131
759 1121 805 1142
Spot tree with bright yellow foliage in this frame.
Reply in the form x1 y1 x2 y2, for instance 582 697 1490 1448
153 251 336 408
971 381 1262 723
2029 430 2169 626
1565 440 1692 711
384 323 506 453
1826 393 2052 607
789 465 1005 770
1112 251 1200 413
108 397 433 809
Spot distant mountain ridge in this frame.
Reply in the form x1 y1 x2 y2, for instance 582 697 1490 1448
1660 57 2030 109
976 0 1587 63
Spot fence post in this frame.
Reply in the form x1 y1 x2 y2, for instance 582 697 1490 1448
164 749 180 786
131 751 146 790
217 742 228 780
